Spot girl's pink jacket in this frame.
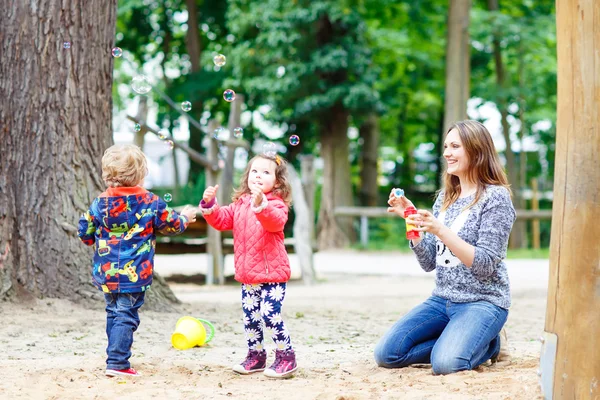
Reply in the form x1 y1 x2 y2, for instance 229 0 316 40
199 192 291 284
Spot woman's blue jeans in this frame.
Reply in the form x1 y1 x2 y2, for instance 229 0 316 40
104 292 145 370
374 296 508 375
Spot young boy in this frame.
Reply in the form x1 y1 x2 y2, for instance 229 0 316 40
77 144 196 377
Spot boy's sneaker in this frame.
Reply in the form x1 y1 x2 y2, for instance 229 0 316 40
105 367 141 377
232 350 267 374
263 349 298 379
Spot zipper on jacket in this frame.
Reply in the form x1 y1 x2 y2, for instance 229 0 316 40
263 251 269 274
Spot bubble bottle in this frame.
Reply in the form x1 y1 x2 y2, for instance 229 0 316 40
404 206 421 240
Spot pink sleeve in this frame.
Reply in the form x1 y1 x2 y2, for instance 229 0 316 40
201 201 235 231
255 199 288 232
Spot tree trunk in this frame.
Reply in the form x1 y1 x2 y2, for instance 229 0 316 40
185 0 205 186
358 113 380 207
443 0 471 132
0 0 178 309
317 105 354 249
542 1 600 397
487 0 525 248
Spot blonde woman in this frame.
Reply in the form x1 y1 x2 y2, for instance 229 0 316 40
375 120 514 375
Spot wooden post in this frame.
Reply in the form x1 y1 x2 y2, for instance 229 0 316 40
541 1 600 398
288 166 315 284
531 178 540 250
360 216 368 248
221 94 245 203
299 155 316 246
206 120 224 285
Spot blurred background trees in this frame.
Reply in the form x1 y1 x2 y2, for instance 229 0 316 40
112 0 557 250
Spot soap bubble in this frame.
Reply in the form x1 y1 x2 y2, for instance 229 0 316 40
163 193 172 202
213 54 226 67
233 127 244 139
223 89 236 102
63 41 71 49
393 188 404 198
262 142 277 158
289 135 300 146
166 140 174 150
131 75 152 94
158 130 168 140
133 123 141 132
181 101 192 112
111 47 122 58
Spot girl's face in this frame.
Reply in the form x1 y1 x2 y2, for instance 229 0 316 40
443 129 470 180
248 157 277 193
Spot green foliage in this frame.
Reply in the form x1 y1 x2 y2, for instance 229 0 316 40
226 0 381 146
112 0 558 250
470 1 557 186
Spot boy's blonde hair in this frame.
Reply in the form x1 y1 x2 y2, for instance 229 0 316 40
102 144 148 187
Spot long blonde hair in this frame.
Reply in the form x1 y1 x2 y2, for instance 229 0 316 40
232 154 293 208
440 120 511 211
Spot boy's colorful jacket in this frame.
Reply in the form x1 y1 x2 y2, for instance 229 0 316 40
78 186 189 293
200 192 290 284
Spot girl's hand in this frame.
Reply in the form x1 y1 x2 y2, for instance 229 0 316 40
406 209 443 236
180 205 197 223
203 185 219 203
250 184 265 207
386 191 416 219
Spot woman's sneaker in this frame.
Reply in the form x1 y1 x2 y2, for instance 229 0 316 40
492 328 511 363
263 349 298 379
105 367 140 377
232 350 267 374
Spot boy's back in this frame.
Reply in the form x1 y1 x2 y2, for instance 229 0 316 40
79 186 189 293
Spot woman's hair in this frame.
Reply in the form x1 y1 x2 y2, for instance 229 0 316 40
101 144 148 188
440 120 511 211
232 153 293 207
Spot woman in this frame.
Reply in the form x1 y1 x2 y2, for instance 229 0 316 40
374 120 514 375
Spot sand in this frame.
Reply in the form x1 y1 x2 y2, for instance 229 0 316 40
0 251 546 400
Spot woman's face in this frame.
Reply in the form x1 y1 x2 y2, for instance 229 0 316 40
443 129 470 179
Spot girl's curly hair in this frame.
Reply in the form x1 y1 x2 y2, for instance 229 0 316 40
232 154 292 208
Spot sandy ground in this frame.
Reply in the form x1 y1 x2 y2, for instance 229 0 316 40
0 251 547 400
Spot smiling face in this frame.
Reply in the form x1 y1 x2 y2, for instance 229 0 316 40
443 128 470 180
248 157 278 193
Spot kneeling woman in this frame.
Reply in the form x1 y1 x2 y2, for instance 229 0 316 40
375 120 514 375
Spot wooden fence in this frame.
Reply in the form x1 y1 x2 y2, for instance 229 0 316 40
333 206 553 248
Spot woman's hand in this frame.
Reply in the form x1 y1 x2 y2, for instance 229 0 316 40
386 190 416 219
406 209 444 236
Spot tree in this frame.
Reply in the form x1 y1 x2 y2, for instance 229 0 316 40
227 0 381 249
0 0 177 308
471 1 556 248
443 0 471 132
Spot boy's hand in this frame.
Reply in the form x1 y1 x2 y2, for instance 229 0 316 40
203 185 219 203
181 205 197 223
250 185 265 208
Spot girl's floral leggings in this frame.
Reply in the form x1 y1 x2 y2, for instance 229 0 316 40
241 282 293 352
